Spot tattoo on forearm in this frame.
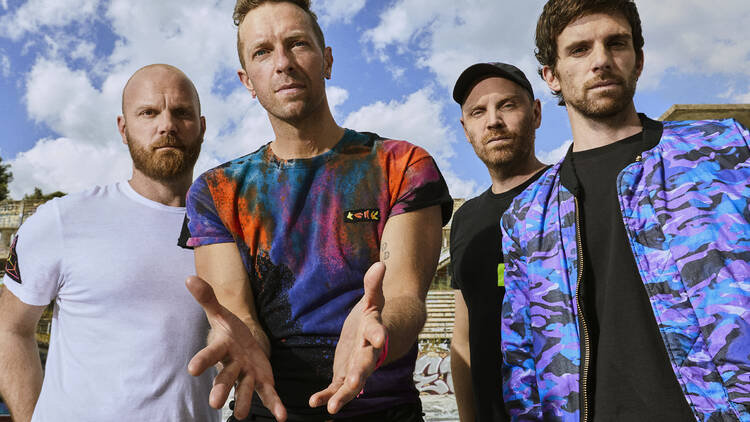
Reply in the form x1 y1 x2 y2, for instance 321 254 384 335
381 242 390 261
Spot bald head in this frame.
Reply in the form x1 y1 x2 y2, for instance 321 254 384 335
121 64 201 116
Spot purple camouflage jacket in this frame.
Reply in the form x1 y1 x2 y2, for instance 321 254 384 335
500 115 750 422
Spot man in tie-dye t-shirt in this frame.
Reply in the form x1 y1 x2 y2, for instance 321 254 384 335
178 1 453 421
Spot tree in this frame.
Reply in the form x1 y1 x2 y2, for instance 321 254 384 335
0 156 12 202
24 187 65 202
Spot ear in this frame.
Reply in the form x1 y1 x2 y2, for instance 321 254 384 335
459 116 471 143
532 98 542 129
237 68 256 98
323 46 333 79
199 116 207 143
117 115 127 145
541 65 560 94
635 51 644 79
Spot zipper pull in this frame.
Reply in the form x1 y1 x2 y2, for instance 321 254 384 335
635 154 642 162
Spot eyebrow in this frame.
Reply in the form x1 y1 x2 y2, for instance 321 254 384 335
247 30 310 48
562 31 632 49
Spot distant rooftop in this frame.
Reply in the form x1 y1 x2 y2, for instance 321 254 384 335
659 104 750 128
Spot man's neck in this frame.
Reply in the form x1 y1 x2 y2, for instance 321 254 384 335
268 105 346 160
128 171 191 207
488 155 546 194
569 103 642 152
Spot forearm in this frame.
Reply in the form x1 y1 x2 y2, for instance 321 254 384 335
0 332 43 421
451 290 475 422
381 294 426 364
450 342 475 422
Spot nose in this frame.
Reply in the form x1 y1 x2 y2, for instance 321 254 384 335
591 42 613 72
273 47 294 74
157 110 177 135
486 107 505 129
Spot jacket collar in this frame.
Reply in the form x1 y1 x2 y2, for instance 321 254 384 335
559 113 664 195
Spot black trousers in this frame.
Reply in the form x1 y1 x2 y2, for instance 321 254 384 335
226 400 424 422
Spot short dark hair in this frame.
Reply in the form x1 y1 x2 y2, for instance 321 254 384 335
535 0 644 104
233 0 326 69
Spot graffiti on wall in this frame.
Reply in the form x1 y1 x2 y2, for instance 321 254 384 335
414 354 453 394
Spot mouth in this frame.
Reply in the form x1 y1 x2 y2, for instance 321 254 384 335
588 79 621 90
275 83 305 94
485 135 513 144
153 145 183 151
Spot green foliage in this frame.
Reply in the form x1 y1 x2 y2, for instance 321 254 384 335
23 187 66 201
0 157 12 202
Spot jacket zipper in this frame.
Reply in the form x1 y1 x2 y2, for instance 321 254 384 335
574 196 591 422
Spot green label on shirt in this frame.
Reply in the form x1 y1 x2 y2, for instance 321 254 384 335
497 263 505 287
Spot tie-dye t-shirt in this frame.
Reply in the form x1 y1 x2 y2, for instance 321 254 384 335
182 129 453 417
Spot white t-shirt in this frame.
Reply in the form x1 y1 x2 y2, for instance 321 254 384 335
3 182 219 422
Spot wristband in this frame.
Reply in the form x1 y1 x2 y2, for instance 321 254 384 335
374 333 389 370
356 334 390 399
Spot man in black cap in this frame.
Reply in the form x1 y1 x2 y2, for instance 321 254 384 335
449 62 547 422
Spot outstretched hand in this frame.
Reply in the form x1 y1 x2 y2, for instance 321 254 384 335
309 262 389 415
185 276 287 421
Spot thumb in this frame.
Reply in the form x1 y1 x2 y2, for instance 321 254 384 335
185 275 223 317
362 262 386 311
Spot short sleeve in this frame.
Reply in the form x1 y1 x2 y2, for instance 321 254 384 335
387 145 453 226
3 201 63 306
182 174 234 248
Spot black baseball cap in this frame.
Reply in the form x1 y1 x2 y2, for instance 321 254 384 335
452 62 534 105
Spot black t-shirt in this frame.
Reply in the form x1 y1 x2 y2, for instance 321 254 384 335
571 133 694 421
450 169 546 422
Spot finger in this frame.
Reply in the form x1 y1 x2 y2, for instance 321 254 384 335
185 275 224 318
364 318 388 350
362 262 386 310
188 341 228 376
257 381 288 422
309 380 342 408
209 361 241 409
232 373 256 420
327 371 367 415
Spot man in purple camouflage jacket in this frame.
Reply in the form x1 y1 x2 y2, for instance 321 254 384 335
500 0 750 421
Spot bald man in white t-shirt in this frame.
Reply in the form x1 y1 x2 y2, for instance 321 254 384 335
0 64 219 422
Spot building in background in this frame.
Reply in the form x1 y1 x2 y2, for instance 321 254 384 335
659 104 750 128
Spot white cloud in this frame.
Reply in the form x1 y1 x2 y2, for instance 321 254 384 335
1 0 7 11
733 88 750 104
343 86 454 160
8 137 131 198
326 85 349 120
25 58 119 145
0 53 9 77
0 0 100 40
70 40 96 63
537 140 571 165
342 86 477 198
363 0 544 95
637 1 750 88
316 0 366 26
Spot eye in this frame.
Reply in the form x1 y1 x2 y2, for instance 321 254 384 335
139 109 156 117
174 108 193 118
292 40 307 48
252 49 269 58
470 108 484 118
502 102 516 110
570 46 588 56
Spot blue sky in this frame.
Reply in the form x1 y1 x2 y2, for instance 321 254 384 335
1 0 750 199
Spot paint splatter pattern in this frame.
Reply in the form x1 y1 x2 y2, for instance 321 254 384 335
184 129 452 414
